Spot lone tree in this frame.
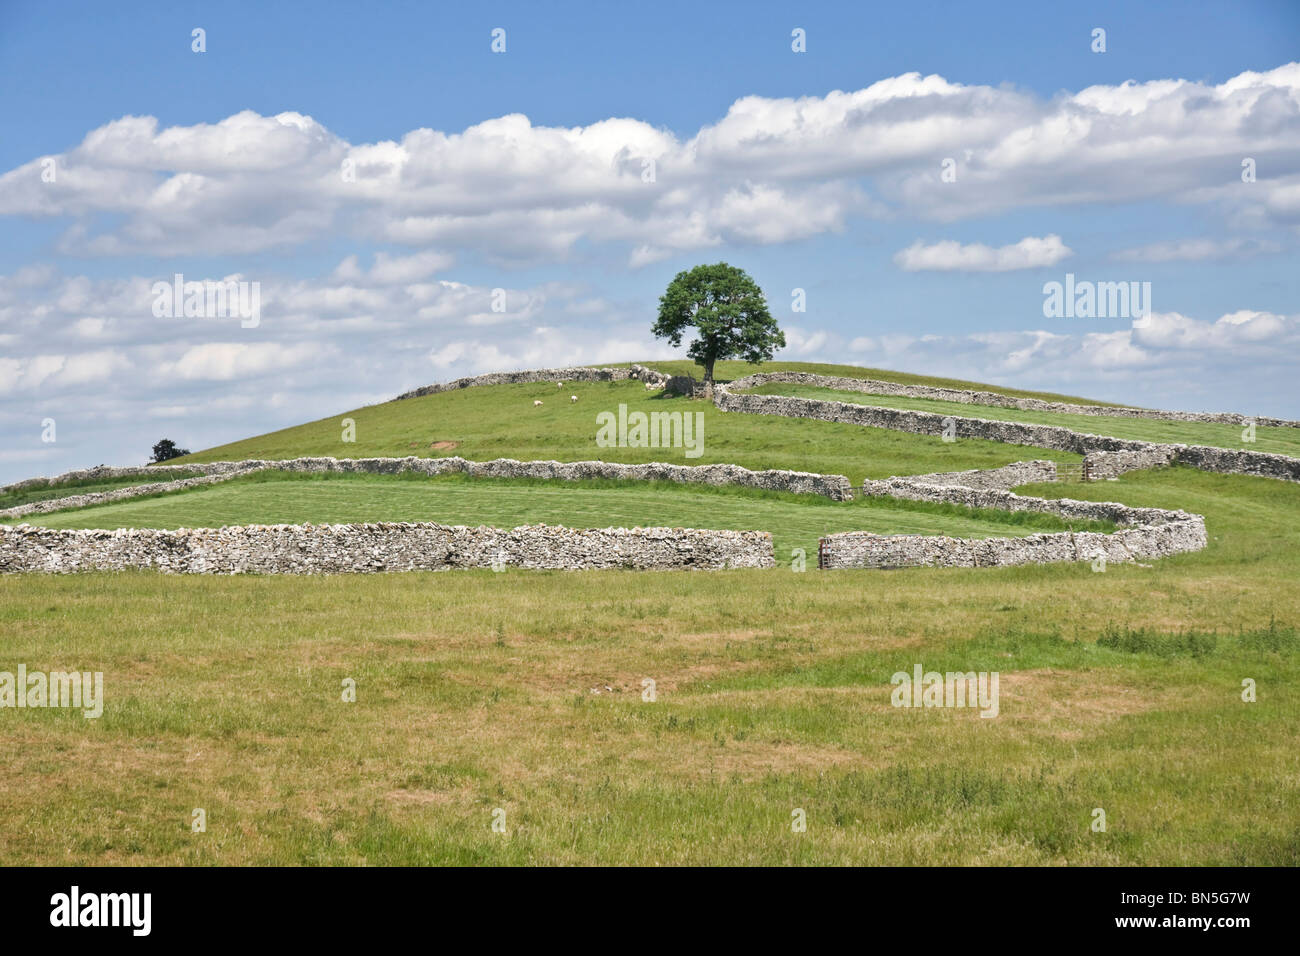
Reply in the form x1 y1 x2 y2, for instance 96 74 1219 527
150 439 191 463
652 262 784 394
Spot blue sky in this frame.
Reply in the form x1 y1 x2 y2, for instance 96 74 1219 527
1 0 1298 482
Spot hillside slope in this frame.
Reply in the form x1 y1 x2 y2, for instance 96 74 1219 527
171 361 1097 481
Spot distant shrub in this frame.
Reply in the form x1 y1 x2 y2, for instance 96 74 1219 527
150 439 192 463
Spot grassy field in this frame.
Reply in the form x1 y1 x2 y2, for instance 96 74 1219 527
2 360 1297 866
1 464 1296 864
28 471 1115 561
746 383 1300 457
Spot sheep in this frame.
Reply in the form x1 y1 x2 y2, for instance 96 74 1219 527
557 381 563 388
570 395 578 403
533 400 543 407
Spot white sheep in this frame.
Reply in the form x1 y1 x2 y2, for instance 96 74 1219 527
533 400 543 407
557 381 563 388
570 394 578 403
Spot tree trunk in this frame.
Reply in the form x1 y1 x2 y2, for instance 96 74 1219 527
701 357 716 400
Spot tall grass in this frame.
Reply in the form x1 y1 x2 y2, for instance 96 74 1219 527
1 466 1297 864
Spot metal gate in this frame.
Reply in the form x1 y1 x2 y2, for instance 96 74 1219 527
1055 462 1090 482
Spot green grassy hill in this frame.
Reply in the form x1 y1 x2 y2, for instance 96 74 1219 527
168 358 1290 476
51 360 1117 540
24 359 1157 546
170 367 1084 481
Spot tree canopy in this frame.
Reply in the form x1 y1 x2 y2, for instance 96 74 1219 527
652 262 784 389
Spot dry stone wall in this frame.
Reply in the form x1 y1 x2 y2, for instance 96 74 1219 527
860 476 1195 527
395 364 666 400
1165 444 1300 482
267 455 855 499
663 374 698 396
714 383 1300 483
1082 448 1178 480
904 460 1057 490
0 462 242 495
726 371 1300 428
819 523 1204 570
821 476 1206 569
0 523 774 574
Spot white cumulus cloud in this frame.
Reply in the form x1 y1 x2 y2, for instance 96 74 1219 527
894 235 1072 272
